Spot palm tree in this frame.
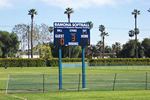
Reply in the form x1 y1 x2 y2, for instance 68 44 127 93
27 25 30 58
99 25 109 58
48 26 54 33
64 7 74 58
28 9 37 58
64 7 74 22
86 21 93 30
96 41 103 57
132 9 140 58
112 42 121 57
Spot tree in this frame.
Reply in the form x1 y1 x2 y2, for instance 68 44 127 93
38 43 52 59
112 42 121 57
12 23 52 58
28 8 37 58
86 21 93 30
37 24 53 44
141 38 150 57
70 46 81 58
0 31 19 58
48 26 53 33
99 25 109 58
9 33 20 57
85 45 98 58
96 41 103 51
12 24 29 51
104 46 112 55
0 41 3 57
118 40 144 58
64 7 74 22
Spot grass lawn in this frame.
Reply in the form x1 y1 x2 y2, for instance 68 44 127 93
1 90 150 100
0 66 150 100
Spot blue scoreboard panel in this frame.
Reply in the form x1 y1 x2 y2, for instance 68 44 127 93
54 22 90 46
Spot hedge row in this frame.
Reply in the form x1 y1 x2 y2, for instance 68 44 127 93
47 58 88 67
89 58 150 66
0 58 150 67
0 58 86 67
0 58 46 67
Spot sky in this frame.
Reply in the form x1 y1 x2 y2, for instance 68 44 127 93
0 0 150 46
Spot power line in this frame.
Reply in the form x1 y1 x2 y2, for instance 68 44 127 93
93 26 150 31
0 25 14 28
0 25 150 31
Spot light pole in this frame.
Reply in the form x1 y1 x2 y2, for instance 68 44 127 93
27 25 30 58
132 9 140 58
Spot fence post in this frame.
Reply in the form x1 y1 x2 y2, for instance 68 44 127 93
113 73 117 91
78 73 81 92
6 74 10 94
43 74 45 93
145 72 148 90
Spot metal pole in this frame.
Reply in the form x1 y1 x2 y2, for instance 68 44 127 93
113 73 117 91
103 36 105 58
134 14 138 58
82 46 86 88
145 72 148 90
43 74 45 93
6 74 10 94
27 25 30 58
78 73 81 91
69 46 71 58
59 46 62 90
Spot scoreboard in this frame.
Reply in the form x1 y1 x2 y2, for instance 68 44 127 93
54 22 90 46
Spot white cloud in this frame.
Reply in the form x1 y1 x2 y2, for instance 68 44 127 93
40 0 132 9
0 0 12 8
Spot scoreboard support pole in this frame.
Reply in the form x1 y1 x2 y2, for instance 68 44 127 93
82 46 86 88
59 46 62 90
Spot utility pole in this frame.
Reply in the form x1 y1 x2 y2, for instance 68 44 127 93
132 9 140 58
27 25 30 58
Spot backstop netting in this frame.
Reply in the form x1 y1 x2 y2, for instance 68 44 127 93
5 72 150 93
6 74 58 93
6 74 80 93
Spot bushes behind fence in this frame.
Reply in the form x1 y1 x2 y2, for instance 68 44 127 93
0 58 46 67
0 58 150 67
0 58 87 67
89 58 150 66
46 58 88 67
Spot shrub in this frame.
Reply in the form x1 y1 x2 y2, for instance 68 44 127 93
46 58 88 67
89 58 150 66
0 58 46 67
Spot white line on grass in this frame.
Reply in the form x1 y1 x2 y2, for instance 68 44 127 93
7 94 27 100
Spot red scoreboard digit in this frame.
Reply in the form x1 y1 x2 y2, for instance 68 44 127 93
71 34 76 42
60 38 64 45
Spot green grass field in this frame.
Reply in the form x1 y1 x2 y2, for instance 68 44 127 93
1 66 150 100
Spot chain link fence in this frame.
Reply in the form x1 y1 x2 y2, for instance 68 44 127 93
1 72 150 93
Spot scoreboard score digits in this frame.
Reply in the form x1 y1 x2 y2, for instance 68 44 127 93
54 22 90 46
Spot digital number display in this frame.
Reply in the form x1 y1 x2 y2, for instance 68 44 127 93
71 34 76 42
60 38 64 45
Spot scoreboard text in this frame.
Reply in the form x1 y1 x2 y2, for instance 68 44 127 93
54 22 90 46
